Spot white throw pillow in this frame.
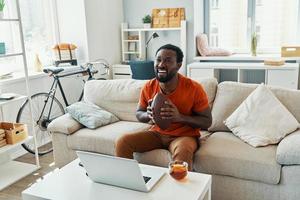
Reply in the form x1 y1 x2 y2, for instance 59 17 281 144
224 84 299 147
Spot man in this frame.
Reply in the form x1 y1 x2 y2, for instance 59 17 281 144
115 44 212 171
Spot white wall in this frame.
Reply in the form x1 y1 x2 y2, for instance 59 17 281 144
56 0 123 66
123 0 196 64
84 0 123 65
56 0 89 63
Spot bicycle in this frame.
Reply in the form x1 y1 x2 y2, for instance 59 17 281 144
16 59 110 155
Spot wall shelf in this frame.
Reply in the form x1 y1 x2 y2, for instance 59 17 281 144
120 20 187 75
0 0 40 191
0 53 23 58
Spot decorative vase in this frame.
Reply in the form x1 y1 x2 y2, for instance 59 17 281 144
34 54 43 72
143 23 151 29
251 33 257 56
0 11 3 19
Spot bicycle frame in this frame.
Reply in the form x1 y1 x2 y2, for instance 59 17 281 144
37 68 95 123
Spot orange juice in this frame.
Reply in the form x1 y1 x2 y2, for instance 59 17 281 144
169 161 188 180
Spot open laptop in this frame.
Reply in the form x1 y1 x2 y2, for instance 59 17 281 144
76 151 165 192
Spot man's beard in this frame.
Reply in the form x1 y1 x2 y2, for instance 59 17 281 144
155 70 177 83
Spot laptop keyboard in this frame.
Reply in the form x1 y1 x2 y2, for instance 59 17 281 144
143 176 151 183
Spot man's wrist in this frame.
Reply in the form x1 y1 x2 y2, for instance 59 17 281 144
175 114 186 123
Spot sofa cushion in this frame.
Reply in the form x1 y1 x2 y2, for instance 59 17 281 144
67 121 151 155
209 82 300 132
191 77 218 107
224 84 299 147
194 132 281 185
277 129 300 165
84 79 147 122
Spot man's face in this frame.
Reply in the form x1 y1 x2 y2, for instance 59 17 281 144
154 49 181 83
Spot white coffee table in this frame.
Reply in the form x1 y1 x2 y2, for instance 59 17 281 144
22 159 211 200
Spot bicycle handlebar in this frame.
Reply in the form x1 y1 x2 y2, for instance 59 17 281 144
44 58 110 78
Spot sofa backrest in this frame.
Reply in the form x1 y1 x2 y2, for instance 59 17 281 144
84 79 147 121
209 82 300 132
84 78 218 122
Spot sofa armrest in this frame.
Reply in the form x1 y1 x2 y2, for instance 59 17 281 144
48 113 83 135
277 129 300 165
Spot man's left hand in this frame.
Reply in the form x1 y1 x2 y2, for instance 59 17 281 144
160 100 182 122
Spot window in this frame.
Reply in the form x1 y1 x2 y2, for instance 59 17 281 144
205 0 300 53
0 0 58 76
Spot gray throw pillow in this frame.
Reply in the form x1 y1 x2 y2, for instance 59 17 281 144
65 101 119 129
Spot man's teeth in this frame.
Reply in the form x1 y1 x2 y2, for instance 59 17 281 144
158 69 167 73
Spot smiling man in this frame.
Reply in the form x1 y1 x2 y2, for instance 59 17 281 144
115 44 212 171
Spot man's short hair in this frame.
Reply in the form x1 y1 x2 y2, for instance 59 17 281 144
155 44 184 63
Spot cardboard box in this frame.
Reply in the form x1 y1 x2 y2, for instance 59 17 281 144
152 8 169 28
0 139 6 148
0 122 28 144
152 8 185 28
168 8 185 27
281 46 300 57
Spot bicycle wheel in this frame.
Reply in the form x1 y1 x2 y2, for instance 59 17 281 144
16 93 65 155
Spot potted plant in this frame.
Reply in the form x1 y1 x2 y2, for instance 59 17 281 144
142 15 152 28
0 0 5 19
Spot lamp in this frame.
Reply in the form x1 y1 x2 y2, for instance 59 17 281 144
145 32 159 60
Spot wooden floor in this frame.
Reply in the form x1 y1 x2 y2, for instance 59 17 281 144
0 152 56 200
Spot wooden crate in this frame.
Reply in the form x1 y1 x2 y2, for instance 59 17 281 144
0 122 28 144
281 46 300 57
169 8 185 27
0 129 6 148
152 8 169 28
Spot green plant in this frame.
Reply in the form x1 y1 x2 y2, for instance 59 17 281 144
251 32 257 56
0 0 5 11
142 15 152 23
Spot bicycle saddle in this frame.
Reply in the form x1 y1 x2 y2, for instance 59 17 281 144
43 67 64 74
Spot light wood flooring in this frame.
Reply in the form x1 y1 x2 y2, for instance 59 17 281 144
0 152 56 200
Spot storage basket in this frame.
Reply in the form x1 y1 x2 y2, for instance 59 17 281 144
0 122 28 144
281 46 300 57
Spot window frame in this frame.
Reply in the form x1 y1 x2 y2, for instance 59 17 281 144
0 0 60 73
204 0 300 54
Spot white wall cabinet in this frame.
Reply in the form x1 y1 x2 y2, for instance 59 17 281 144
188 62 299 89
267 69 298 89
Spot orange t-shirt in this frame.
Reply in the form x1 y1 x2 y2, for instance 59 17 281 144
138 74 209 137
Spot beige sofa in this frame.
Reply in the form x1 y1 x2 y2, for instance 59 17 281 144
48 78 300 200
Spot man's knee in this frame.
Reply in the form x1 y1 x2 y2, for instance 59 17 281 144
116 134 133 149
171 137 198 154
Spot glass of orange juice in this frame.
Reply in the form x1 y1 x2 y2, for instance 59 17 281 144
168 160 188 180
